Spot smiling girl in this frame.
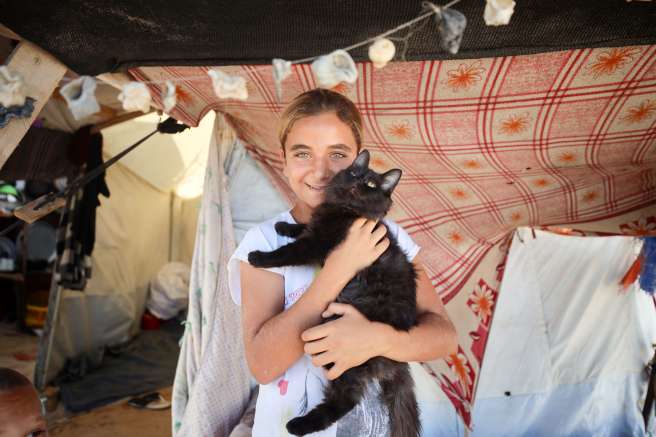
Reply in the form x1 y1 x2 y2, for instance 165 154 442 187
227 89 457 436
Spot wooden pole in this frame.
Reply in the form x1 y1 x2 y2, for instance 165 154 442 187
0 41 66 169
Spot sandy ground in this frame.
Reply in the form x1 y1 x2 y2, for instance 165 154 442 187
0 322 39 381
0 323 172 437
49 386 172 437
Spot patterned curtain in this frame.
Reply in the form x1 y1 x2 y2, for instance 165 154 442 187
134 45 656 428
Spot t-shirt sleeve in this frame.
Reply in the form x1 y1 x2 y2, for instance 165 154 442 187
227 225 284 306
384 219 421 262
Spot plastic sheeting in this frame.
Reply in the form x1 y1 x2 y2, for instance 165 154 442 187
415 229 656 436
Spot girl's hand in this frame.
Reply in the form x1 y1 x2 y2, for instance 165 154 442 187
324 218 389 280
301 303 388 380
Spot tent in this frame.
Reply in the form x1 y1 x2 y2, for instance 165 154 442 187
30 108 214 390
1 0 655 434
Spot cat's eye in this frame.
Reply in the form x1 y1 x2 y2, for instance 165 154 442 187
366 180 376 188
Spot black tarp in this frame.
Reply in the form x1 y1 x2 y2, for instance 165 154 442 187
3 0 656 76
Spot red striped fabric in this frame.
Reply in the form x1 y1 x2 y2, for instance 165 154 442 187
132 45 656 427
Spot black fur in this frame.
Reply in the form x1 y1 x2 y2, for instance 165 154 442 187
248 150 421 437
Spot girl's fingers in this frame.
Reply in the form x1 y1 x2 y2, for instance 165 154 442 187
304 338 329 355
322 302 353 318
326 364 345 380
375 237 390 254
311 351 335 367
372 224 387 242
363 219 378 234
301 324 329 342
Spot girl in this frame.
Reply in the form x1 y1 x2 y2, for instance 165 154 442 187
228 89 457 436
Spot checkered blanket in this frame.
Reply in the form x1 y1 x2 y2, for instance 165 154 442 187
133 45 656 428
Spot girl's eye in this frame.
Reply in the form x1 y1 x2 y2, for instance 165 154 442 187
330 152 347 159
294 152 310 159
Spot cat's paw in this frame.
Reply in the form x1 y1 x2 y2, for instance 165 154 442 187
275 221 305 238
274 221 290 236
286 416 310 436
247 250 269 267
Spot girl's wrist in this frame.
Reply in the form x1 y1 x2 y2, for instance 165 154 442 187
372 321 402 358
323 255 356 284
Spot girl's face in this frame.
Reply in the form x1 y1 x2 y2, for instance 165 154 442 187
282 112 359 214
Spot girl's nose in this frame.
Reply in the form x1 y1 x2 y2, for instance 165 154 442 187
313 157 331 180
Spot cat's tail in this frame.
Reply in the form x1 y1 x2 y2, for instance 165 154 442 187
381 365 421 437
286 370 366 436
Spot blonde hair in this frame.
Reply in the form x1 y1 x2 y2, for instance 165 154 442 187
278 89 363 154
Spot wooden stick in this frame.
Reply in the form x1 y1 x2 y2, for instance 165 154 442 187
91 109 154 133
0 25 21 41
0 41 66 168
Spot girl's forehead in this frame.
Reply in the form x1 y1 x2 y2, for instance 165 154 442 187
286 113 357 142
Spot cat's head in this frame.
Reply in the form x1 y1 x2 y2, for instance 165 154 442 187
324 150 402 219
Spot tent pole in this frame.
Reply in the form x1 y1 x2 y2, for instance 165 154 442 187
33 208 66 391
169 192 174 262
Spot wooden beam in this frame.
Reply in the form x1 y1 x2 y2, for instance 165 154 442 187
0 24 21 41
0 41 66 169
96 72 133 91
91 109 154 133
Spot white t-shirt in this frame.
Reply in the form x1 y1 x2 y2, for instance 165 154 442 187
227 210 420 437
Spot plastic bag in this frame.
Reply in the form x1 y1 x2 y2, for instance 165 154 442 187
147 262 191 320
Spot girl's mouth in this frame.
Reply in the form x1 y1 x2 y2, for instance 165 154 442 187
305 183 326 192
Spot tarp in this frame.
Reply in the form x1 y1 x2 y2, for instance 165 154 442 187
406 229 656 435
3 1 656 75
134 45 656 426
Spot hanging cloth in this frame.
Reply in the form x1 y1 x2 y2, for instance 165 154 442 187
56 127 109 290
171 114 252 436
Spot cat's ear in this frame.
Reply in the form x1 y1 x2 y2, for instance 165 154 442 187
352 150 370 171
380 169 402 194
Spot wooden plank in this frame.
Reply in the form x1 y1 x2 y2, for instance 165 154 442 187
96 72 133 91
0 25 21 41
91 109 154 134
0 41 67 169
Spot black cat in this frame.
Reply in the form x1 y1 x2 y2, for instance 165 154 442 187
248 150 421 437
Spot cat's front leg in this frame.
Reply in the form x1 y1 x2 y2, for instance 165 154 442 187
286 368 368 435
274 221 306 238
248 238 322 268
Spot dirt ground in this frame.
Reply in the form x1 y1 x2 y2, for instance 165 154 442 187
49 386 172 437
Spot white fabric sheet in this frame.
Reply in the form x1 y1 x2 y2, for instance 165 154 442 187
410 229 656 436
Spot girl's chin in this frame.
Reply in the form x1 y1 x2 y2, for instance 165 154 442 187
299 192 324 208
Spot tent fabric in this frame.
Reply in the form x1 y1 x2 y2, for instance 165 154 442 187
470 230 655 436
398 230 656 436
0 126 78 182
171 114 252 436
134 45 656 426
3 1 656 75
41 159 173 384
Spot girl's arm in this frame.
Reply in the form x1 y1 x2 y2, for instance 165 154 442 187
302 259 458 380
240 219 388 385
